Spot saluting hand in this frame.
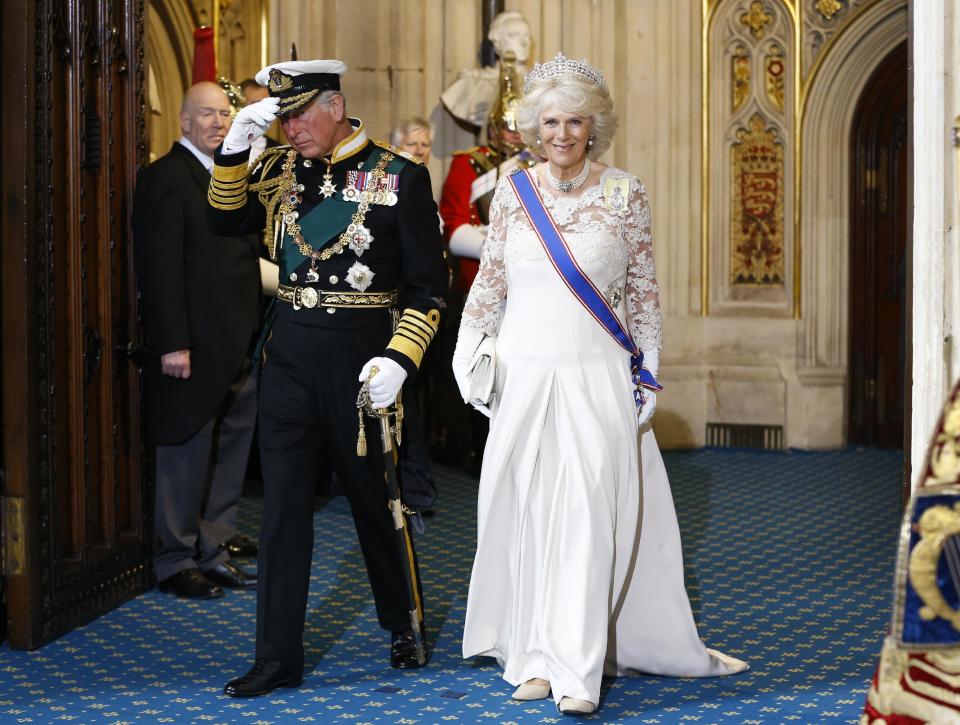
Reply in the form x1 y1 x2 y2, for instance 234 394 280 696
161 349 192 379
359 357 407 409
222 96 280 154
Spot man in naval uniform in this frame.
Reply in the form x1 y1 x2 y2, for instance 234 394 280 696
206 60 447 697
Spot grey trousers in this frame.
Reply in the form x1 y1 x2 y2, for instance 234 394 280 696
154 366 257 581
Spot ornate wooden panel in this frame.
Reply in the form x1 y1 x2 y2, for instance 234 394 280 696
1 0 151 649
847 41 907 448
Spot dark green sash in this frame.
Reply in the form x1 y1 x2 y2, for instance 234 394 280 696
278 149 408 279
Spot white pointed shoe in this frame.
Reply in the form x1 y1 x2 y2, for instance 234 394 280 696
511 679 551 700
558 696 596 715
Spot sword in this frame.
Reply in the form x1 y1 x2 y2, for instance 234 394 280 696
356 367 426 666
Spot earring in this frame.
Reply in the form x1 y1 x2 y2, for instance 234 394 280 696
536 134 542 145
588 135 595 148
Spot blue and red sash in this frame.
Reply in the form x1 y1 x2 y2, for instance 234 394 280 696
508 169 661 409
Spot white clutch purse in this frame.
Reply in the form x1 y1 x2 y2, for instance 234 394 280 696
468 334 497 407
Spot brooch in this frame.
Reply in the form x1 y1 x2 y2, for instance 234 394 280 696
603 177 630 215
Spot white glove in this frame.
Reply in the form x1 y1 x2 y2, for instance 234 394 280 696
637 391 657 427
451 326 485 403
358 357 408 409
449 223 487 259
637 349 660 427
222 97 280 154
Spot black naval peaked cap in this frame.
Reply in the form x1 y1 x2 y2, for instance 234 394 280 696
253 60 348 116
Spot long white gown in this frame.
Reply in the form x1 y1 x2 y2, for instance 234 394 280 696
459 167 747 707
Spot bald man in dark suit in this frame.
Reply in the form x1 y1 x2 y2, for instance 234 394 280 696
133 82 260 599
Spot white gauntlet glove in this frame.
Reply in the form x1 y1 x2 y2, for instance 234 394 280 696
637 349 660 427
448 224 487 260
358 357 407 409
222 97 280 154
451 326 490 416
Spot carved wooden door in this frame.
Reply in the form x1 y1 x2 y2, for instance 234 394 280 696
1 0 151 649
848 42 908 449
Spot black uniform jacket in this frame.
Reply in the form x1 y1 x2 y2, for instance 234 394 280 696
133 142 260 445
206 120 447 378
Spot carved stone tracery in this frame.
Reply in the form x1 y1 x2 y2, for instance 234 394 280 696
709 0 793 304
803 0 869 76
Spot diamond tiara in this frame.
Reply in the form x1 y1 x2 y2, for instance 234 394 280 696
523 52 607 95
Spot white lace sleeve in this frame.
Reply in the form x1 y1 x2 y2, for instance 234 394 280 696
624 180 662 351
460 177 512 336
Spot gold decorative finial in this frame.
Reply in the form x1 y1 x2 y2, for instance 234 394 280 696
815 0 843 22
740 1 772 39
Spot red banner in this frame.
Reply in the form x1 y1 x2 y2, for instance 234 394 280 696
192 27 216 84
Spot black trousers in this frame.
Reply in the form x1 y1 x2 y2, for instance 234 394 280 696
255 313 423 670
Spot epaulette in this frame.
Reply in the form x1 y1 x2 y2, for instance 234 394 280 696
372 139 422 164
452 146 484 157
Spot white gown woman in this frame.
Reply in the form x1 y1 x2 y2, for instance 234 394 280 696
457 168 747 708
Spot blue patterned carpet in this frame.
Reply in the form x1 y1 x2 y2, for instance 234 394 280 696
0 447 902 723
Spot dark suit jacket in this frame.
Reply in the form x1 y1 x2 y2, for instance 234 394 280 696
133 142 260 445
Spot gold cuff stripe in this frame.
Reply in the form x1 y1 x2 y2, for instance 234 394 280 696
209 187 247 200
211 177 247 189
395 327 430 350
209 185 247 197
402 308 441 333
401 319 435 342
386 336 426 369
213 163 249 183
208 196 247 211
397 319 431 342
208 190 247 206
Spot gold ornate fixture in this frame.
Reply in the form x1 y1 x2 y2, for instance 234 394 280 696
732 47 750 111
815 0 843 22
740 1 772 39
765 48 785 111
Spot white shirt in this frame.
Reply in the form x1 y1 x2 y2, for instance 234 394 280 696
178 136 214 173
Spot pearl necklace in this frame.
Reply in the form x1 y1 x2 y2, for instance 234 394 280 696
547 158 591 193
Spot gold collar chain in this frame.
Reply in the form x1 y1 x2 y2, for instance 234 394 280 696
276 150 394 263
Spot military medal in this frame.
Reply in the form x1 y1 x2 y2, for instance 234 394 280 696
380 174 399 206
319 161 337 199
346 261 375 291
342 184 360 202
278 149 393 265
347 222 373 255
305 266 320 283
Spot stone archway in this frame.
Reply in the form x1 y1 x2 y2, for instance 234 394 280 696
145 0 196 161
795 0 908 433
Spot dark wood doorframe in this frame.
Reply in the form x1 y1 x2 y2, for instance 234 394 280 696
847 41 908 450
1 0 152 649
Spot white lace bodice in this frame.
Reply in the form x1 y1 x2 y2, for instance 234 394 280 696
461 167 662 351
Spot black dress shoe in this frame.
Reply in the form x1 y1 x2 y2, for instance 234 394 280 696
223 658 303 697
391 628 429 669
219 532 258 557
158 569 224 599
205 560 257 589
